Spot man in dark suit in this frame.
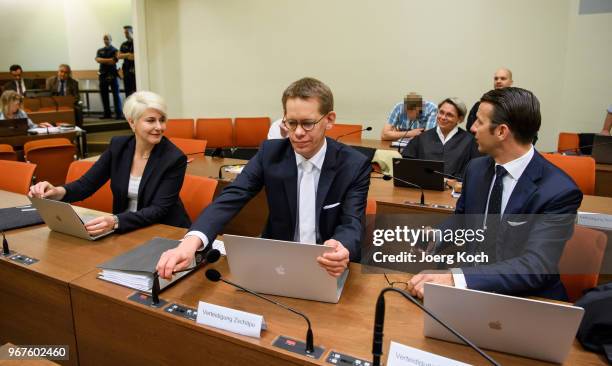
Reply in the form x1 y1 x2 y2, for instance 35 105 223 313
46 64 83 127
2 64 34 96
408 87 582 300
157 77 371 279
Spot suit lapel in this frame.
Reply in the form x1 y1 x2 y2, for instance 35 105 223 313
503 152 542 216
316 139 337 224
140 139 163 199
282 144 298 231
114 137 136 211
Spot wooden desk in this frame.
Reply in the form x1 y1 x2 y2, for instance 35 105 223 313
0 190 187 366
0 131 77 149
69 258 605 366
595 163 612 197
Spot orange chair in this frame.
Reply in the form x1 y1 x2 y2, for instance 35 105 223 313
179 174 218 221
195 118 234 148
366 198 377 215
557 132 579 154
65 160 113 213
165 118 195 139
0 144 17 161
169 137 208 156
234 117 270 147
0 160 37 194
541 153 595 195
559 226 607 302
24 138 76 186
325 123 363 142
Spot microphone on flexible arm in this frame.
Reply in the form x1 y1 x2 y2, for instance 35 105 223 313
151 248 222 305
2 230 10 255
425 168 463 182
205 269 316 354
372 287 500 366
335 126 372 142
396 128 412 153
373 172 425 206
218 164 247 179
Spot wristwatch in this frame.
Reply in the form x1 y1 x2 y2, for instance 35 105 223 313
112 215 119 230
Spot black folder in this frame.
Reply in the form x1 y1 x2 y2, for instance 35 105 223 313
0 205 44 231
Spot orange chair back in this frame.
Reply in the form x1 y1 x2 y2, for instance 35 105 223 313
542 153 595 195
234 117 270 147
559 226 607 302
65 160 114 213
169 137 208 156
325 123 364 142
165 119 195 139
24 138 76 186
0 160 36 194
0 144 17 161
179 174 218 221
195 118 234 148
557 132 579 154
366 198 377 215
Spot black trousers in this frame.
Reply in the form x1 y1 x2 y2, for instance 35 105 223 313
123 70 136 98
99 74 122 119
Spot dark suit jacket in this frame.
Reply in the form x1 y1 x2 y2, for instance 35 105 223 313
2 79 34 95
451 151 582 300
191 138 371 260
46 76 80 101
62 135 190 232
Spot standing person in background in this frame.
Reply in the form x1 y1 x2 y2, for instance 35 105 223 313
2 65 34 96
465 68 513 132
46 64 83 127
95 33 122 120
118 25 136 98
381 92 437 141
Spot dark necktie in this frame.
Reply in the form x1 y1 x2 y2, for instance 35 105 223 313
484 165 508 261
60 80 66 96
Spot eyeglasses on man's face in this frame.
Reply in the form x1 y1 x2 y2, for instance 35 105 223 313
282 113 328 132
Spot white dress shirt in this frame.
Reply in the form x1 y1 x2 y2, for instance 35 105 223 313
435 126 459 145
126 175 141 213
186 140 328 249
452 146 535 289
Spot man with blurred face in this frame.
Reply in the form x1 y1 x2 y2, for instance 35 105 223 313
466 68 513 132
381 92 438 141
156 77 371 280
46 64 82 126
2 65 33 96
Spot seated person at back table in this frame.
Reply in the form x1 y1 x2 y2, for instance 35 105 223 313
29 91 191 236
401 97 480 178
380 92 437 141
0 90 52 128
157 77 371 279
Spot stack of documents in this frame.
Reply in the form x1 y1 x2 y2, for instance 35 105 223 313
390 137 412 147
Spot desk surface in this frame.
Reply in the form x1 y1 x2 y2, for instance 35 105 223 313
69 258 605 366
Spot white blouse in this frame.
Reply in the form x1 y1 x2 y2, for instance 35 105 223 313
126 175 142 213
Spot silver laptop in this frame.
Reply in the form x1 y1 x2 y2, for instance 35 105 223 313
223 234 349 303
423 283 584 363
28 196 112 241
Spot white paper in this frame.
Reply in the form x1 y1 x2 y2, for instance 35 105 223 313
577 212 612 230
196 301 264 338
387 341 471 366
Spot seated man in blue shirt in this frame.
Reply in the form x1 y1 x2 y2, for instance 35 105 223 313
381 92 437 141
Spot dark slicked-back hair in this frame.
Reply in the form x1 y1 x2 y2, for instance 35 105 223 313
282 77 334 115
9 64 22 72
480 87 541 144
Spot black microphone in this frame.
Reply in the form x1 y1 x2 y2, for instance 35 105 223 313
210 147 224 158
372 287 499 366
425 168 462 182
376 173 425 205
335 126 372 142
151 248 222 305
205 269 315 354
2 230 9 255
218 164 247 179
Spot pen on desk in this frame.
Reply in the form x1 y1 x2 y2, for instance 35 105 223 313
20 208 37 212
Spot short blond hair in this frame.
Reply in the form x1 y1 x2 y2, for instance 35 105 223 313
1 90 22 117
122 91 167 121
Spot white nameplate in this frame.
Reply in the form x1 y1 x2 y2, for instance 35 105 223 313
196 301 265 338
387 341 470 366
577 212 612 230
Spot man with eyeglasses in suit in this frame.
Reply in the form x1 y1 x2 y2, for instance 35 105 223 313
157 77 371 280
